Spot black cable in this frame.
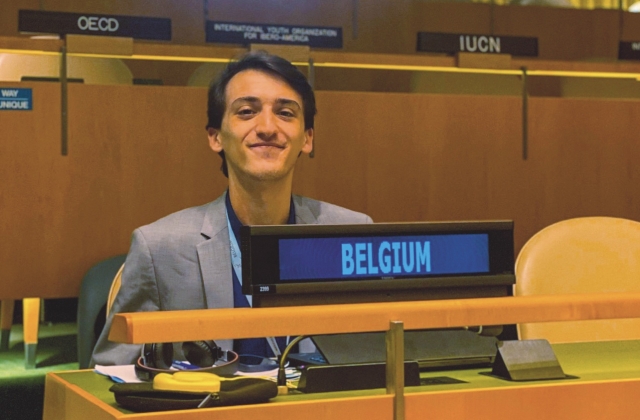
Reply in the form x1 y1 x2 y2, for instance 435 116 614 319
277 335 307 387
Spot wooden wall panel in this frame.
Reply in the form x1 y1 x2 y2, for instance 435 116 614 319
1 0 636 61
494 6 621 60
0 82 225 299
621 12 640 40
297 91 527 242
3 85 640 300
525 97 640 228
299 91 640 254
0 81 62 299
410 3 494 42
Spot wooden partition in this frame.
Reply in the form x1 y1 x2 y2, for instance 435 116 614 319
298 91 640 251
2 81 640 300
3 1 640 61
108 292 640 343
40 292 640 420
0 81 224 299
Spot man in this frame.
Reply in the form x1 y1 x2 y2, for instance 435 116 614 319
91 51 372 366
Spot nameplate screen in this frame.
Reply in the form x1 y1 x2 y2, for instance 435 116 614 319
278 234 489 281
241 221 514 302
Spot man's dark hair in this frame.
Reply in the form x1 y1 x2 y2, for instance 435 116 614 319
206 51 317 177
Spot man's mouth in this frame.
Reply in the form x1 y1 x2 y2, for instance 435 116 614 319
249 143 285 149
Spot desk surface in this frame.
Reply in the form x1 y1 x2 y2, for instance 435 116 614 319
44 340 640 420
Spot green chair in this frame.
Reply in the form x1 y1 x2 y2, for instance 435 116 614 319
77 255 126 369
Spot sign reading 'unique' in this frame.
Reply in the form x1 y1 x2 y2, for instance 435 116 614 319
206 21 343 49
0 88 32 111
18 10 171 41
618 42 640 60
417 32 538 57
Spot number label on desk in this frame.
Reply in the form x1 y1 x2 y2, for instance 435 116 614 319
256 285 276 294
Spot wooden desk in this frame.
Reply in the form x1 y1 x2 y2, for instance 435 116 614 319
44 293 640 419
43 340 640 420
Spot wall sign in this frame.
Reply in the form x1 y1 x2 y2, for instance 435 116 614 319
0 88 32 111
618 42 640 60
417 32 538 57
206 21 342 49
18 10 171 41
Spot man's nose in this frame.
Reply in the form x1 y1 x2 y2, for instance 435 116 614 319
255 110 277 140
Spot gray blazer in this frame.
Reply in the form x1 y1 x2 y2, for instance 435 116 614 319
90 192 372 366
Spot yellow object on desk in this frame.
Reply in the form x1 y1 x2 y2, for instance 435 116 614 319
153 371 255 393
154 372 222 393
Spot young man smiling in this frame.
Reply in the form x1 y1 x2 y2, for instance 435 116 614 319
208 68 313 226
91 52 372 367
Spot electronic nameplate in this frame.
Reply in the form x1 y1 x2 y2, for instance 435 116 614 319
240 221 514 308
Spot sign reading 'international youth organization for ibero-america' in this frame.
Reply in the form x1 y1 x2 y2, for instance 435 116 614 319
0 89 32 111
206 21 342 49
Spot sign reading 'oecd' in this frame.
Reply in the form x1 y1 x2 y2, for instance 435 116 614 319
417 32 538 57
206 21 343 49
0 89 32 111
18 10 171 41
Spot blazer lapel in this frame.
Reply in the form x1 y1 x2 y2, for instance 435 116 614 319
197 194 317 310
197 193 234 310
293 195 319 225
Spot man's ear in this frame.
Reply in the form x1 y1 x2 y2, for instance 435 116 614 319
207 127 223 153
301 128 314 155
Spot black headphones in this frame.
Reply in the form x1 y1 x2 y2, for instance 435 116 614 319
134 340 239 381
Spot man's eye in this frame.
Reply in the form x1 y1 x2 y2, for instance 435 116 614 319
238 109 255 116
279 110 295 118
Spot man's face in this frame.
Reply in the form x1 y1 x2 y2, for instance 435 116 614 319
208 69 313 183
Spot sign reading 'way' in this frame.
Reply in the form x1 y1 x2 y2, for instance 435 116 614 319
0 89 32 111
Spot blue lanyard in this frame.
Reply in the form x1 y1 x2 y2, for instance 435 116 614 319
225 210 252 307
226 208 286 355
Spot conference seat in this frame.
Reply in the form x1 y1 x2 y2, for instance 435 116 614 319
77 255 126 369
515 216 640 343
106 263 125 318
186 62 227 87
0 53 133 85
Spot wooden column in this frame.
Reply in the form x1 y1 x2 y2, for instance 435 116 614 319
22 297 40 369
0 299 14 350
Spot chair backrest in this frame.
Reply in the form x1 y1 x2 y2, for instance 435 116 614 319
76 255 127 369
0 53 133 84
106 263 124 318
515 217 640 343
